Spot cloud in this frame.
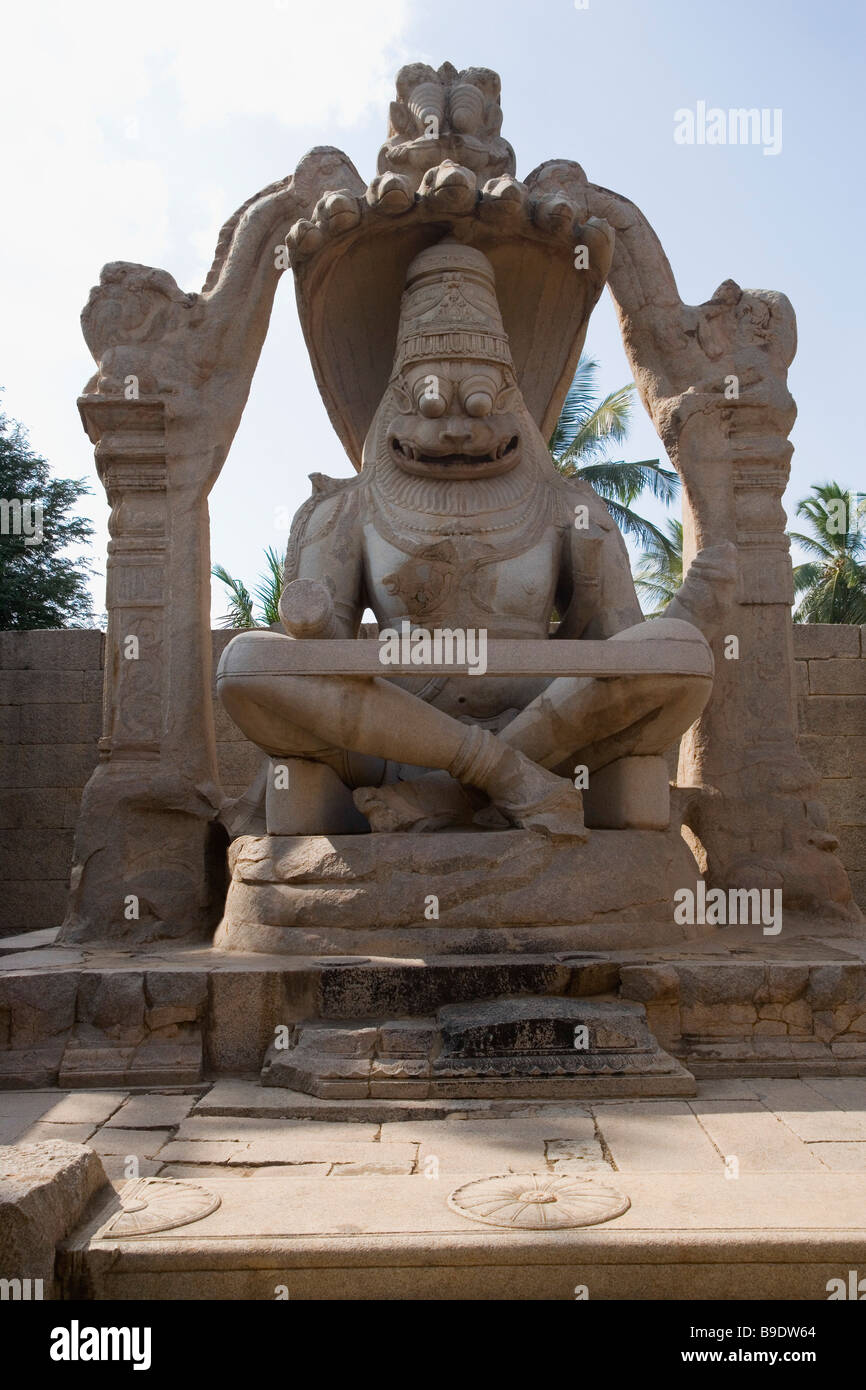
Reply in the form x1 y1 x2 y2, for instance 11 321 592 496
4 1 411 134
0 0 411 618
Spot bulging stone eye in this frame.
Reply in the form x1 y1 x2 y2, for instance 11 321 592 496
419 392 447 418
464 390 494 418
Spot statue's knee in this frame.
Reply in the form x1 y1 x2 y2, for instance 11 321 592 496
672 671 713 726
613 616 711 651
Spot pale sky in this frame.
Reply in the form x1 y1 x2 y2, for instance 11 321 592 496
2 0 863 624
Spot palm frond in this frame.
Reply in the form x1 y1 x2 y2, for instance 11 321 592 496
547 356 600 454
254 545 284 626
632 518 683 614
212 564 256 630
554 385 637 468
792 560 826 596
572 459 678 507
788 531 834 562
600 501 680 552
789 481 866 623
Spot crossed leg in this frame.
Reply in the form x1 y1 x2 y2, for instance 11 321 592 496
217 619 711 839
217 631 586 838
500 619 713 773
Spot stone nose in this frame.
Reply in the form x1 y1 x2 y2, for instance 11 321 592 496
438 419 475 449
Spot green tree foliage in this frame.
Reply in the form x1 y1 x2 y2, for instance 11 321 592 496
0 403 95 629
633 519 684 616
790 482 866 624
212 545 283 629
549 355 680 550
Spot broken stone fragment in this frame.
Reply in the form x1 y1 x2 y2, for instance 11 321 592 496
0 1141 108 1297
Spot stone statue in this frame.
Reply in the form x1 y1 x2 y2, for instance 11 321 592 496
217 239 728 843
61 60 858 947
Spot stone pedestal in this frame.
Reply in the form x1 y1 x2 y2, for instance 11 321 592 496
261 997 694 1099
583 756 670 830
215 827 711 956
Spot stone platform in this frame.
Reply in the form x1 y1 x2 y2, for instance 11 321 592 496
215 828 711 956
0 1076 856 1300
261 998 694 1100
2 919 866 1102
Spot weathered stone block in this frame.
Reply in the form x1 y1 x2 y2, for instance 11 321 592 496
798 735 866 778
583 755 671 830
0 706 20 742
207 970 288 1074
644 1001 681 1048
217 744 265 786
793 660 809 707
765 965 810 1003
0 630 104 672
0 671 85 706
681 1002 758 1037
77 972 146 1037
145 1003 199 1030
758 1003 783 1020
848 870 866 908
802 696 866 737
806 965 865 1011
144 970 208 1011
102 1095 194 1130
0 745 97 790
837 825 866 864
792 625 860 659
821 780 866 827
831 1039 866 1058
0 881 69 936
0 971 79 1047
0 789 67 831
780 999 812 1031
619 964 680 1003
213 702 249 742
82 671 103 703
808 660 866 695
676 963 766 1008
0 830 74 882
0 1140 108 1295
18 702 101 744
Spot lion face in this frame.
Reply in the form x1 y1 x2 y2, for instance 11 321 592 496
386 359 522 480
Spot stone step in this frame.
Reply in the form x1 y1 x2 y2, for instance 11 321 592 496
58 1170 866 1300
2 936 864 1087
261 997 696 1101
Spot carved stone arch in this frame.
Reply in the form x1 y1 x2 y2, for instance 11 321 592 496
61 70 858 943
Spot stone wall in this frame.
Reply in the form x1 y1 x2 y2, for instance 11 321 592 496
0 630 262 937
794 624 866 912
1 624 864 936
0 631 103 937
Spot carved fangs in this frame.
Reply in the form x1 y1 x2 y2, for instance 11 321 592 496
392 434 519 467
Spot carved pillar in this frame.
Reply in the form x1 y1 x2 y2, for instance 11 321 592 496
58 149 363 942
581 175 859 917
62 398 224 943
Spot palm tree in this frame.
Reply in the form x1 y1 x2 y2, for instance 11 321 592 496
212 545 284 629
549 355 680 550
790 482 866 624
633 519 684 616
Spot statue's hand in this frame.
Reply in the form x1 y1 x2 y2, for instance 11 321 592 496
279 578 337 639
667 542 738 634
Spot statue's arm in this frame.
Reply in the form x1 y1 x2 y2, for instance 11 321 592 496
554 483 644 639
279 479 365 639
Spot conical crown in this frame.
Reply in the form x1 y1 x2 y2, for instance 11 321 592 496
393 240 514 375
